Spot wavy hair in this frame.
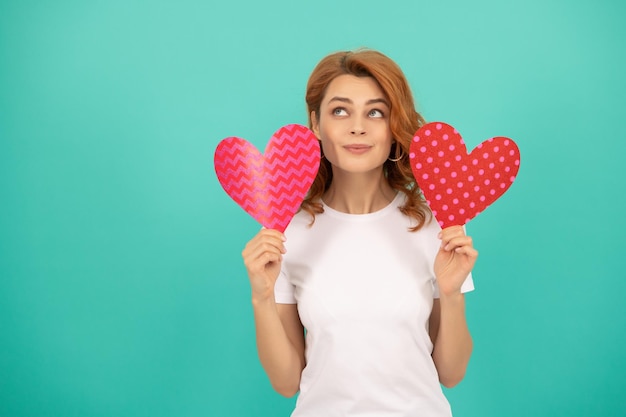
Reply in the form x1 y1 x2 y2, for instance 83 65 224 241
302 49 431 231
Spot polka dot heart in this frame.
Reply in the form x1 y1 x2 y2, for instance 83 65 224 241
409 122 521 228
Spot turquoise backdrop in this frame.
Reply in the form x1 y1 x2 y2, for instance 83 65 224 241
1 0 625 416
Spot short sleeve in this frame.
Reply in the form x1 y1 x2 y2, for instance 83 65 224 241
274 269 297 304
432 272 475 299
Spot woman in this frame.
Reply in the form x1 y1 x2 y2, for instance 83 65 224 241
242 49 477 416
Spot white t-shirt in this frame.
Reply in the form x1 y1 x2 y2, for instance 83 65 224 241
274 192 474 417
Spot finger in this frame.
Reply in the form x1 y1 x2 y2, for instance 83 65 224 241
244 240 285 264
260 251 283 266
243 232 287 256
442 236 474 251
251 232 287 254
244 228 285 250
244 245 284 272
454 245 479 258
242 242 285 275
438 225 465 241
438 227 465 249
253 235 287 253
258 227 287 242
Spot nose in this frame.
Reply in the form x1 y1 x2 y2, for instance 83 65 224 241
350 118 366 135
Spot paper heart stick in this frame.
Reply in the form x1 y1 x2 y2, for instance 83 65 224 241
214 124 320 232
409 122 520 228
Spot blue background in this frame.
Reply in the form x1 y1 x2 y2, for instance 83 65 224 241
1 0 625 416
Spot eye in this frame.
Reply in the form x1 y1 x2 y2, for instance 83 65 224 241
368 109 384 118
332 107 348 116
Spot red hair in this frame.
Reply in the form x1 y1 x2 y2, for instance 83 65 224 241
302 49 431 231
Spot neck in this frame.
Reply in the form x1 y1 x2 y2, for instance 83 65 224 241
323 169 396 214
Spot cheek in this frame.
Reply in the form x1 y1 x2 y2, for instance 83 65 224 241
318 120 343 145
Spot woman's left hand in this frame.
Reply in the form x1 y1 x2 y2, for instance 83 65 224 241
434 226 478 297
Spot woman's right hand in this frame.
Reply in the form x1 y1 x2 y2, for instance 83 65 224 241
242 228 287 302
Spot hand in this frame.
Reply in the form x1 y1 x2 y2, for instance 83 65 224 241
242 228 287 302
433 226 478 297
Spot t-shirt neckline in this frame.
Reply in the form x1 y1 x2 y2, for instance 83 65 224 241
321 192 403 221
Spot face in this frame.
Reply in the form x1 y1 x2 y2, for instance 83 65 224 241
311 74 393 175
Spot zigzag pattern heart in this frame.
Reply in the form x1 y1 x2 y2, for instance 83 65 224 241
214 124 320 232
409 122 520 228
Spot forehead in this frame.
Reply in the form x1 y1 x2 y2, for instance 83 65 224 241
323 74 386 103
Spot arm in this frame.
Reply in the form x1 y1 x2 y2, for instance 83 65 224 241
252 300 305 396
429 226 478 388
429 295 472 388
242 229 305 397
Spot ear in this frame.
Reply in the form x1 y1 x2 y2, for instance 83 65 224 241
310 111 320 138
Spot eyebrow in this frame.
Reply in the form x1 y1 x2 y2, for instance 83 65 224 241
327 96 390 107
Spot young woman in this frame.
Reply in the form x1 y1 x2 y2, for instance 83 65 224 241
242 49 477 416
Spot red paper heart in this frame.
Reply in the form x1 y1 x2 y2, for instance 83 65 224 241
409 122 520 228
214 124 320 232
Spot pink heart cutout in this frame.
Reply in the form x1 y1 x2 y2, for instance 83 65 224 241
409 122 520 228
214 124 320 232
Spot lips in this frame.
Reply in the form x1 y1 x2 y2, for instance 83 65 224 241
344 144 372 154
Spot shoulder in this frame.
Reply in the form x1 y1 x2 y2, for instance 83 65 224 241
393 193 440 236
286 208 315 236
